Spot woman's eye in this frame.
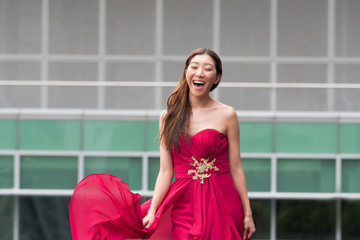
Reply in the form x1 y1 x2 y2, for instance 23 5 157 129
205 68 212 71
190 66 197 69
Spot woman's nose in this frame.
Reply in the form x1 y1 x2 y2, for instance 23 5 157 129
196 68 204 77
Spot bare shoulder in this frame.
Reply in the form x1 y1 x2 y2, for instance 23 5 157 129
215 102 237 120
212 101 238 134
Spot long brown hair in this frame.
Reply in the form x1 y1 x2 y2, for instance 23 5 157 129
159 48 222 150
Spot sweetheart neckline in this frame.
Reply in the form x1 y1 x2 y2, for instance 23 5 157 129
189 128 226 138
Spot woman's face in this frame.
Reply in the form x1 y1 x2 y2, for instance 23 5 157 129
185 54 221 97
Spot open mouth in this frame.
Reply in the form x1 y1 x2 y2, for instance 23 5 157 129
193 80 205 87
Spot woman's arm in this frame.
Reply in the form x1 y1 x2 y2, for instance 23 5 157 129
226 107 256 238
143 111 174 229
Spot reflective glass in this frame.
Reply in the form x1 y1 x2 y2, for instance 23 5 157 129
342 159 360 193
0 61 41 108
250 199 270 239
106 0 156 55
277 200 336 240
48 62 98 109
163 0 212 55
240 122 273 153
221 0 270 56
342 200 360 240
0 120 16 150
340 123 360 153
49 0 98 54
242 158 271 192
20 156 77 189
219 88 271 111
148 157 160 191
340 124 360 153
277 159 335 193
278 0 327 56
104 86 155 109
85 156 142 190
336 0 360 57
19 197 71 240
0 0 41 54
147 121 159 151
335 89 360 112
276 123 337 153
83 120 145 151
0 196 13 240
20 120 81 150
277 64 328 111
0 156 13 188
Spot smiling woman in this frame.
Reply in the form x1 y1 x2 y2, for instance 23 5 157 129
70 48 255 240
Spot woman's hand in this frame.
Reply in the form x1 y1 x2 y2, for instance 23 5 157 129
143 212 155 229
243 215 256 239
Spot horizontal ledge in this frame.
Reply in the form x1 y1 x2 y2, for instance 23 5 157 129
0 190 359 200
1 81 360 89
249 192 360 200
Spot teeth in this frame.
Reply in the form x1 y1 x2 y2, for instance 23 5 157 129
193 81 205 85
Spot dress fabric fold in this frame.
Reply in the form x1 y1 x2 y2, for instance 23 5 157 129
70 129 248 240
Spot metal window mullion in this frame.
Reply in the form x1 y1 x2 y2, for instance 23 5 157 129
154 0 164 110
270 0 278 113
327 0 336 112
13 196 19 240
142 153 149 192
270 153 277 240
41 0 49 109
78 152 85 182
212 0 221 101
98 0 106 109
13 151 20 240
336 198 341 240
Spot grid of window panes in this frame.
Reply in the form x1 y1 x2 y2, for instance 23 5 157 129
1 0 360 240
1 114 360 239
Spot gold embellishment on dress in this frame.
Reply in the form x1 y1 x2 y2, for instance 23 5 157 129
187 156 219 184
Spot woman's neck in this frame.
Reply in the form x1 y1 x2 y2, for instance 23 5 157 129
189 94 214 109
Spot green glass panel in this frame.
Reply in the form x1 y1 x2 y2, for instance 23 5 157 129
342 200 360 239
84 120 145 151
148 157 174 190
147 121 159 151
0 120 16 150
342 159 360 193
340 124 360 153
0 156 13 188
20 120 81 150
277 200 336 240
239 122 273 153
20 156 77 189
277 159 335 193
0 196 13 240
85 156 142 190
276 123 337 153
242 158 271 192
148 157 160 190
250 200 271 240
20 197 71 240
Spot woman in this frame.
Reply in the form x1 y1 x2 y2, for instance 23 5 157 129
70 48 256 240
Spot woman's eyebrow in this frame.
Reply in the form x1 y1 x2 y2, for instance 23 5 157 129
190 61 214 67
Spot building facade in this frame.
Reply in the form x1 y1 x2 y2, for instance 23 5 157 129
0 0 359 239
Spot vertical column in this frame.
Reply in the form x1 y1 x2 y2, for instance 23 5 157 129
212 0 221 101
327 0 335 112
154 0 164 110
98 0 106 109
270 0 278 236
270 0 278 112
41 0 49 108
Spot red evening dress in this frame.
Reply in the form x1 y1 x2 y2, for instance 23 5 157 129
70 129 248 240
